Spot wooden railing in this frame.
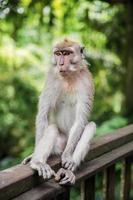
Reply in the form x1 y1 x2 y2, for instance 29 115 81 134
0 124 133 200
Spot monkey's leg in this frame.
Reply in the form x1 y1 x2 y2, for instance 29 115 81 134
55 121 95 185
30 124 59 179
62 122 96 171
72 121 96 171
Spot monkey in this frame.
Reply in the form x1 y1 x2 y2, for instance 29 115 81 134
22 38 96 185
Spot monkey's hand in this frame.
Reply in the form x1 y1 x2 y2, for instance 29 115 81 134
30 160 55 179
22 154 32 165
55 168 75 185
61 153 76 171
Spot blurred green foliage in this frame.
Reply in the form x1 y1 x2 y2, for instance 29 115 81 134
0 0 132 174
1 1 133 200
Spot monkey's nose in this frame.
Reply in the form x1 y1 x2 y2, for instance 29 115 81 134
59 62 64 66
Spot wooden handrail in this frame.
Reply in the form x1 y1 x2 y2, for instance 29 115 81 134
0 124 133 200
14 141 133 200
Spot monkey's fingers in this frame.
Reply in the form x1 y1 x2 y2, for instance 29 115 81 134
59 170 75 185
30 161 55 179
55 168 66 182
62 160 76 171
42 164 55 179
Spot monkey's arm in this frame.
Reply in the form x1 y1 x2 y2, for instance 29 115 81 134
22 86 50 164
28 72 61 177
35 90 49 145
22 71 60 165
35 71 61 145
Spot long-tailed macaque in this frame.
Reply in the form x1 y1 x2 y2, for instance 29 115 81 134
22 39 96 185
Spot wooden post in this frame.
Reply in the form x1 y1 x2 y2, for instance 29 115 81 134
121 156 133 200
104 165 115 200
81 175 95 200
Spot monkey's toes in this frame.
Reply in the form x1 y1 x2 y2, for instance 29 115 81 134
55 168 75 185
41 163 55 179
30 162 55 179
55 168 66 182
62 159 76 171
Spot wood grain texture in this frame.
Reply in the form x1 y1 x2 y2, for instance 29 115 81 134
56 187 70 200
13 180 66 200
81 176 95 200
121 156 132 200
104 164 115 200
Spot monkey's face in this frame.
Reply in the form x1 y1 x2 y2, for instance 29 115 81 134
52 44 83 77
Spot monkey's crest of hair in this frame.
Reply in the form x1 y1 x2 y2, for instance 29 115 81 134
55 38 79 48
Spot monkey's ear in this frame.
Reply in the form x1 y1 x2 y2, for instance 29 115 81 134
80 46 91 66
80 46 85 54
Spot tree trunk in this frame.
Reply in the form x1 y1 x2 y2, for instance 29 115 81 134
123 1 133 120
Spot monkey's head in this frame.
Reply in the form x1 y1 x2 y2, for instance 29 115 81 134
52 39 85 77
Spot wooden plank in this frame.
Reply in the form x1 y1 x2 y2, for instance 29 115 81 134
12 141 133 200
0 157 61 200
0 125 133 200
76 141 133 183
121 156 133 200
104 164 115 200
56 187 70 200
13 180 66 200
81 176 95 200
87 124 133 161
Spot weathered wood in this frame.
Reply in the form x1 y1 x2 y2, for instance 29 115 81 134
76 141 133 183
87 124 133 161
0 157 61 200
105 164 115 200
81 176 95 200
56 187 70 200
121 156 133 200
0 124 133 200
11 141 133 200
13 180 67 200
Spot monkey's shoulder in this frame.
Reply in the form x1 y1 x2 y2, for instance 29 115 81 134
77 69 94 88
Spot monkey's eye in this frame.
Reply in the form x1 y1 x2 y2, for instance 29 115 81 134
54 52 61 56
62 51 70 56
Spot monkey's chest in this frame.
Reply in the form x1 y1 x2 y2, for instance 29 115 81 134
55 93 77 134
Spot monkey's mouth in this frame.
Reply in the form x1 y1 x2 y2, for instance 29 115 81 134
59 71 68 76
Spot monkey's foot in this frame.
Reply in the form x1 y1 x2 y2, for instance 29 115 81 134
55 168 75 185
62 157 76 171
30 161 55 179
22 154 32 165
